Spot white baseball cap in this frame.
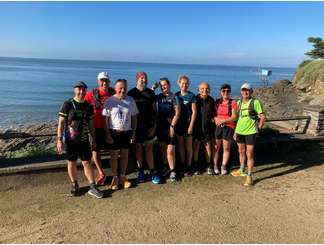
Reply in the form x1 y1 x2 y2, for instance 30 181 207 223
241 82 252 90
97 72 109 80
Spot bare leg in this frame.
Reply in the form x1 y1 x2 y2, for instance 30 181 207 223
213 139 222 169
109 150 119 176
119 149 129 176
237 143 246 168
204 141 212 163
184 135 193 166
246 145 255 173
92 150 105 176
67 160 78 182
222 139 232 167
144 143 155 170
135 143 144 168
81 160 95 183
193 140 201 162
159 143 168 166
177 135 185 164
167 144 176 171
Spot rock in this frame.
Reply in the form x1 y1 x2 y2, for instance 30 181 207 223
272 79 291 93
308 96 324 106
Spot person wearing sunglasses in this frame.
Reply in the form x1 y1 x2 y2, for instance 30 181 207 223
231 83 266 186
213 83 238 175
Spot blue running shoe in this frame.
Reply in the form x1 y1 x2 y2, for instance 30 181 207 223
150 170 161 184
138 169 145 183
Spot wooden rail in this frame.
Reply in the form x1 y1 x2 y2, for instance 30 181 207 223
0 116 312 140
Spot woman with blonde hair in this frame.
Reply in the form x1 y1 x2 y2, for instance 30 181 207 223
175 75 197 177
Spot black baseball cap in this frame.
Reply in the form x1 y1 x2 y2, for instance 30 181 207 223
74 81 88 89
220 83 231 90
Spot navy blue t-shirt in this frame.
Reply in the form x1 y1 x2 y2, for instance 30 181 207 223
156 93 179 127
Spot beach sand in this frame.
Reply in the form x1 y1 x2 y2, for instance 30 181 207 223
0 143 324 243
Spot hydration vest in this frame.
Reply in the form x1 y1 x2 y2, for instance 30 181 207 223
237 98 258 120
92 87 115 109
215 98 233 117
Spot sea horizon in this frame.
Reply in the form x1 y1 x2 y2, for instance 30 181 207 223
0 56 296 70
0 56 296 127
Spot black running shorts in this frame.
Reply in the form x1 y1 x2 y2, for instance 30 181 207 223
215 126 235 141
93 128 108 150
66 140 92 161
108 130 132 150
235 133 257 145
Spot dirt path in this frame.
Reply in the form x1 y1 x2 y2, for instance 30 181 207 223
1 152 324 244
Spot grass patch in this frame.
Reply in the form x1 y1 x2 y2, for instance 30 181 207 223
294 59 324 83
3 145 56 159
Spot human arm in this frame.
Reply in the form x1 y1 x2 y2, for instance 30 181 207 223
88 118 97 150
170 104 181 138
148 101 157 137
131 115 137 143
57 116 65 155
188 102 197 135
257 113 266 132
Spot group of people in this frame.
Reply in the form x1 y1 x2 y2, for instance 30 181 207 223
57 71 266 198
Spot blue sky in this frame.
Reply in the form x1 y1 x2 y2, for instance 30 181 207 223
0 2 324 67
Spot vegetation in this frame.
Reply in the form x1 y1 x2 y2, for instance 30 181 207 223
305 37 324 59
3 145 56 159
294 59 324 83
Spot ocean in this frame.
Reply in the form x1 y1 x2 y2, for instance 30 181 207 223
0 57 295 127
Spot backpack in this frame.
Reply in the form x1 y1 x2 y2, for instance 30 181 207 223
215 98 232 117
237 98 258 120
93 87 115 109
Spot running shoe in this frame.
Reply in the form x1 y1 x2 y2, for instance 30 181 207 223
109 176 119 190
207 166 214 175
88 184 104 198
184 166 193 177
162 166 170 177
70 182 79 197
137 169 145 183
170 171 177 182
96 174 106 186
214 168 220 175
150 170 161 184
231 169 247 177
243 176 253 186
120 176 132 189
221 166 228 175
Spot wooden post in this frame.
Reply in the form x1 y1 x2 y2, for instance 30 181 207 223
303 106 324 136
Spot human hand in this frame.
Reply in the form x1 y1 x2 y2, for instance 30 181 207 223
57 140 64 155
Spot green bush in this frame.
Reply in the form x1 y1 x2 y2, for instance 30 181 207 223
4 145 56 159
294 59 324 83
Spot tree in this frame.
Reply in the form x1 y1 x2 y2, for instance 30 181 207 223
305 37 324 59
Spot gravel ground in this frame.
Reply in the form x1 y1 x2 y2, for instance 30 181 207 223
1 143 324 243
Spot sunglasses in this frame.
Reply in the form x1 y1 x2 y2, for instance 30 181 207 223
221 89 231 93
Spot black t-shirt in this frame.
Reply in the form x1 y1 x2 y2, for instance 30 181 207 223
58 99 95 142
127 87 156 128
156 93 179 127
195 95 215 133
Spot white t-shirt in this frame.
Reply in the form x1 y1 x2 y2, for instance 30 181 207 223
102 95 139 131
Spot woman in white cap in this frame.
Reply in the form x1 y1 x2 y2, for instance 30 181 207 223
231 82 266 186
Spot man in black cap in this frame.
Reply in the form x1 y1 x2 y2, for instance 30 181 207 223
57 81 104 198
